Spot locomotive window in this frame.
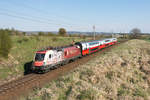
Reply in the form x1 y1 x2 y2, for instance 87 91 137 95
49 54 51 58
35 53 45 61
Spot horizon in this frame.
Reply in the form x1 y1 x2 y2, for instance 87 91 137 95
0 0 150 33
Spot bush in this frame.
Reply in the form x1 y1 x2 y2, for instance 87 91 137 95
41 92 51 100
38 32 45 36
52 37 57 41
105 71 114 80
117 84 130 96
133 88 147 98
17 40 22 43
35 35 40 41
77 89 96 100
58 93 67 100
23 37 29 42
0 30 12 58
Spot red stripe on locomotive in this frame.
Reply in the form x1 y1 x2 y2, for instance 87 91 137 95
34 61 44 66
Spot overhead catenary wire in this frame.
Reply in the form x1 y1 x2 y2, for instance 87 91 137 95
0 11 91 31
0 1 95 32
0 8 72 26
2 0 92 28
0 12 66 27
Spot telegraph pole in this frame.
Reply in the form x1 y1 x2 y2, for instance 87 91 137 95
93 25 95 40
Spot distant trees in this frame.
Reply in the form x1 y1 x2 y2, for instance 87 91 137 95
0 29 12 58
130 28 141 38
47 32 55 36
58 28 67 36
22 32 26 36
38 32 45 36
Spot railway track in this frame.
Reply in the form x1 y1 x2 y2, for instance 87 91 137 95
0 40 128 100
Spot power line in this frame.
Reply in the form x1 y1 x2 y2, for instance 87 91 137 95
0 11 90 31
0 8 75 27
0 1 94 31
0 12 64 26
2 0 91 27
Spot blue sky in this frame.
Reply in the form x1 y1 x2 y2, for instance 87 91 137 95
0 0 150 32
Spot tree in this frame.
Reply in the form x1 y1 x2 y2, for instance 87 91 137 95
22 32 26 36
58 28 67 36
130 28 141 38
0 29 12 58
38 32 45 36
47 32 55 36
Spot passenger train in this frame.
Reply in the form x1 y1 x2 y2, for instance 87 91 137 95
32 38 117 73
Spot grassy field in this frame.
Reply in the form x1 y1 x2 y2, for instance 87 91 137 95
0 36 89 82
21 39 150 100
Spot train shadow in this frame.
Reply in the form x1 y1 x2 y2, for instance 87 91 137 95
24 61 33 75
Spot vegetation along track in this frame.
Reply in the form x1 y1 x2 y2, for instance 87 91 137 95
0 40 128 100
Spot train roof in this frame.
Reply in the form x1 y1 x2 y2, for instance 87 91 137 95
76 38 116 44
37 44 77 52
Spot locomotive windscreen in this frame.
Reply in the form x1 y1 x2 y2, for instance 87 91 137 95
35 53 45 61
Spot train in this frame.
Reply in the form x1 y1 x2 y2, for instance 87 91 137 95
31 38 117 73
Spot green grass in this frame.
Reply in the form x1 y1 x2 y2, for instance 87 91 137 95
19 39 150 100
0 36 89 80
3 39 150 100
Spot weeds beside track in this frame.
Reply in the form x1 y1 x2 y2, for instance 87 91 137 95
0 40 128 100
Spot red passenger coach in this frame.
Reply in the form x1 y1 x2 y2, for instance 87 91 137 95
88 41 100 53
63 45 81 60
99 40 105 49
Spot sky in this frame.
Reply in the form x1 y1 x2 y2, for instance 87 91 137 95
0 0 150 33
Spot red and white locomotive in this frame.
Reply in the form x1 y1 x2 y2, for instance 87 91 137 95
32 38 117 72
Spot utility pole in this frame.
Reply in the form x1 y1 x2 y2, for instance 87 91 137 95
93 25 95 40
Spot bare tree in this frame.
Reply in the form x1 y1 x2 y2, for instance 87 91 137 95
130 28 141 38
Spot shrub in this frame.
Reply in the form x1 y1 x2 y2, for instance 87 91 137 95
23 37 29 42
77 89 96 100
133 88 147 98
52 37 58 41
105 71 114 80
35 35 40 41
17 40 23 43
41 92 51 100
117 85 130 96
0 30 12 58
66 86 72 97
58 93 67 100
38 32 45 36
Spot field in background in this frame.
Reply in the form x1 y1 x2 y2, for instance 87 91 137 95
21 39 150 100
0 36 90 82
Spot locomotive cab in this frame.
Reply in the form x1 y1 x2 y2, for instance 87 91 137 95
34 52 46 67
32 49 64 72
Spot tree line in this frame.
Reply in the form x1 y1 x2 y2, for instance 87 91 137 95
0 27 145 59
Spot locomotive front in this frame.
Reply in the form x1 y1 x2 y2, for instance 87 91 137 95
32 51 47 72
